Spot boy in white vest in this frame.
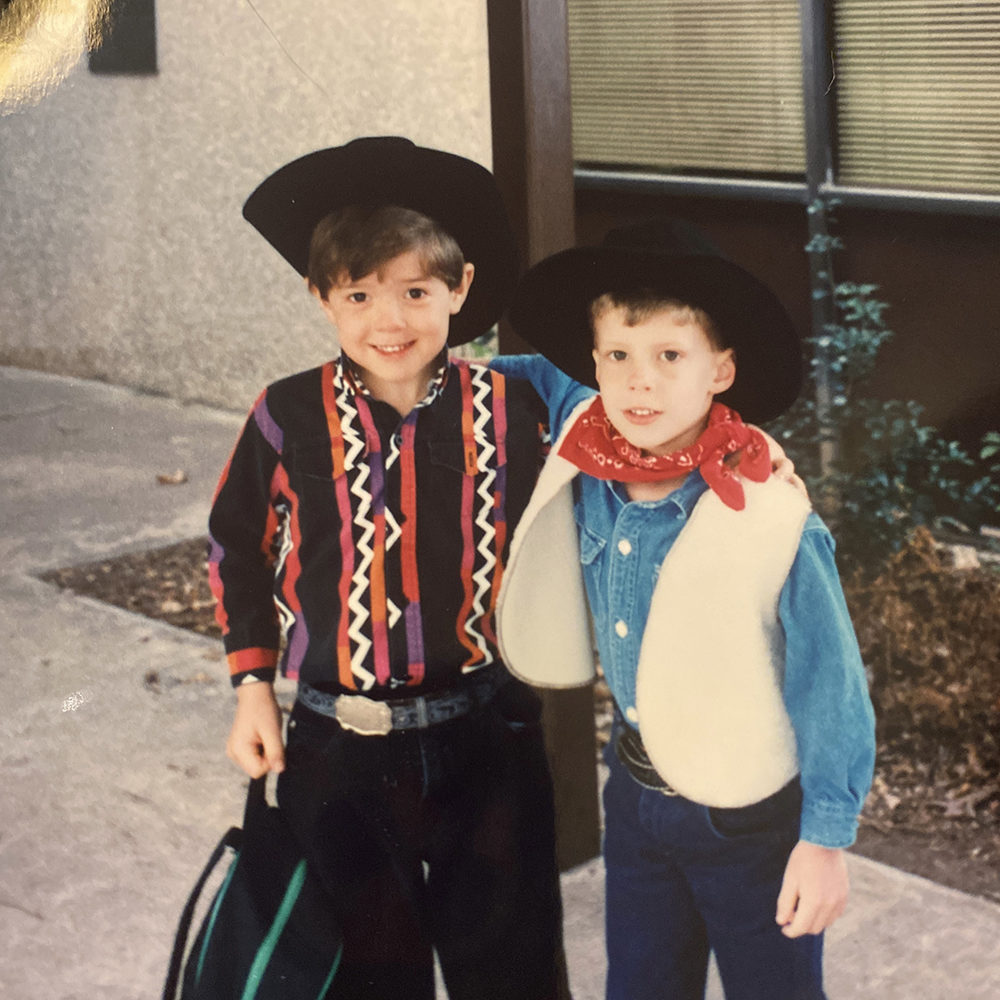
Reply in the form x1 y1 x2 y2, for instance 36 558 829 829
492 220 875 1000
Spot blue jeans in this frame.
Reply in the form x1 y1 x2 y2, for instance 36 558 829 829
603 742 826 1000
277 679 568 1000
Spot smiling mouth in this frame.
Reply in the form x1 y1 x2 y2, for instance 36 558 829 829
372 342 414 356
624 407 661 422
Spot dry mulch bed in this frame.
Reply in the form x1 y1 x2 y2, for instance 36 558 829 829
40 529 1000 905
840 529 1000 904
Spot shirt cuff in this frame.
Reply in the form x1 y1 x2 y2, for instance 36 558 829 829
799 801 861 849
226 646 279 687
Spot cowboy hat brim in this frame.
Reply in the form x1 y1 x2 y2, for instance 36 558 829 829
242 137 518 346
508 243 802 424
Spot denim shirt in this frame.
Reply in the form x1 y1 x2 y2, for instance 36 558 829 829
493 353 876 848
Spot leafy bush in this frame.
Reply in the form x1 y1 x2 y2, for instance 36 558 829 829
767 257 1000 578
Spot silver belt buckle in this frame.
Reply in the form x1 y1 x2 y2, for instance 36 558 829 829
335 694 394 735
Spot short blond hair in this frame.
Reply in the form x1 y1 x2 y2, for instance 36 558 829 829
589 291 725 350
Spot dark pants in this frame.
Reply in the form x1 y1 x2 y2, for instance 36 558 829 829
277 679 569 1000
603 741 826 1000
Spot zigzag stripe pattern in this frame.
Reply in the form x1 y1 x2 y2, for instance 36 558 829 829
271 504 296 640
386 597 402 631
384 471 402 554
335 379 377 690
465 366 499 664
384 505 403 629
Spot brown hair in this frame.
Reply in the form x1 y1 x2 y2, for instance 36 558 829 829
307 204 466 299
589 290 727 351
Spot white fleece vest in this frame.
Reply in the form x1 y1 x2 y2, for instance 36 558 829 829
497 399 812 807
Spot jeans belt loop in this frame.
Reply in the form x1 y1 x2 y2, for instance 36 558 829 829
414 696 430 729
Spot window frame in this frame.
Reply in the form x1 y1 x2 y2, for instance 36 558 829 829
572 0 1000 219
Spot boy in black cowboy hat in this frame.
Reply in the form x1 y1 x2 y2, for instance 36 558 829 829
208 137 567 999
493 220 875 1000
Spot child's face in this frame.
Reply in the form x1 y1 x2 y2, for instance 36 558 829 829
592 305 735 456
318 250 474 413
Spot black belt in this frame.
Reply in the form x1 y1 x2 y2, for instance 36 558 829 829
614 712 679 796
298 665 507 736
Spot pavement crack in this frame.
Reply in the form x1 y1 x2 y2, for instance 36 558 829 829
0 897 45 921
0 404 65 422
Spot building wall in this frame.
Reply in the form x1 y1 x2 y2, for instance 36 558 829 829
0 0 493 411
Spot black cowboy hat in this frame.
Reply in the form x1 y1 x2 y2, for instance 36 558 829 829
242 136 519 346
508 219 802 423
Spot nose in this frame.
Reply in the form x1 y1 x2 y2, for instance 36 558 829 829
372 296 405 331
626 358 654 391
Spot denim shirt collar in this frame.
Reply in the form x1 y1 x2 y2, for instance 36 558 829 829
608 468 710 518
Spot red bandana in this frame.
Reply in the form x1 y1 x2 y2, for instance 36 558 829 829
557 398 771 510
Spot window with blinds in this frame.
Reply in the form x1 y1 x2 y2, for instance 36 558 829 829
833 1 1000 195
566 0 806 175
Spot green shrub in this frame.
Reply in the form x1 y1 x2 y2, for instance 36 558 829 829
767 263 1000 579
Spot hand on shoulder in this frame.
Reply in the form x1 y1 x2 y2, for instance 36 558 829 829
753 426 809 500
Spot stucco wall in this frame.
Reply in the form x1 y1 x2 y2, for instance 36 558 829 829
0 0 493 411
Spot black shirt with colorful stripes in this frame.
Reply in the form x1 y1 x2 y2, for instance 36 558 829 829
208 354 547 694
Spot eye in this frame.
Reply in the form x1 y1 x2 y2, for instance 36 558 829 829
609 349 628 362
347 291 367 304
406 287 428 300
661 350 680 362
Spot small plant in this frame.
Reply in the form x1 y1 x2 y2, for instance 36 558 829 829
768 211 1000 579
451 328 499 361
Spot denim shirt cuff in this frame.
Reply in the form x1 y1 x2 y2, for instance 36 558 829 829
799 801 861 849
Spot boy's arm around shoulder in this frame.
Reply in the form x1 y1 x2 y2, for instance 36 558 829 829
488 352 595 439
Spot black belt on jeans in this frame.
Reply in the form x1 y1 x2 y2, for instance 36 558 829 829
614 710 679 795
298 665 507 736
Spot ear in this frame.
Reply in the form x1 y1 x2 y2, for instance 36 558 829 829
308 280 338 326
449 263 476 315
712 349 736 394
592 347 602 389
307 276 326 304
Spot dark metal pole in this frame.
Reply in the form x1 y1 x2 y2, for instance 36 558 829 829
486 0 600 872
800 0 839 475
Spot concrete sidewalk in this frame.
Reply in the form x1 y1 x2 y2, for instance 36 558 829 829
1 365 998 999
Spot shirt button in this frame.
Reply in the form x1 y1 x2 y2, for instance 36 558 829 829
617 538 633 556
625 706 639 724
614 620 629 638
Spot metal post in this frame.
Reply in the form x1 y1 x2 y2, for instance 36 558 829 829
486 0 601 872
800 0 839 476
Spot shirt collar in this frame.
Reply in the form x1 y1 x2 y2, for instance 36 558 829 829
608 469 709 517
335 349 451 412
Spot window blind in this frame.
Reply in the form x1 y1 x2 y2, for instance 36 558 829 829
566 0 806 175
834 1 1000 195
